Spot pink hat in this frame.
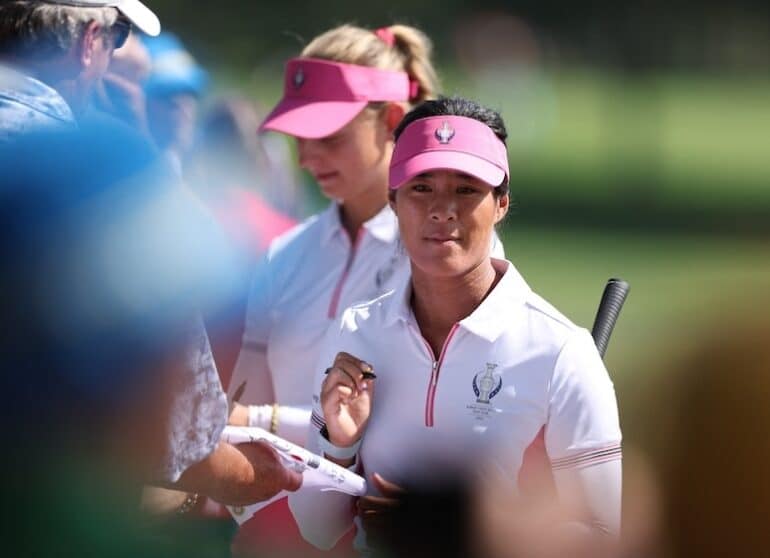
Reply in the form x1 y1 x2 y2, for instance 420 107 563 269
259 58 416 139
389 116 510 189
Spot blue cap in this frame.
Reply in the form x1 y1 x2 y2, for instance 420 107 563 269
142 32 208 97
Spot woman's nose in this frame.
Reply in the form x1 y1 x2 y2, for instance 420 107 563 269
429 195 458 221
296 138 316 168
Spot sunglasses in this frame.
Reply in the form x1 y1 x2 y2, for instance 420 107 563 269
110 17 132 50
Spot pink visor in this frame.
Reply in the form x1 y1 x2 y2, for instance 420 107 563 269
259 58 415 139
389 116 510 189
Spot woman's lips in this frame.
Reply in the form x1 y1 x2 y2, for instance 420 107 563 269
314 171 339 183
424 234 460 243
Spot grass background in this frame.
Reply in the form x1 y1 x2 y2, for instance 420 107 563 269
211 59 770 469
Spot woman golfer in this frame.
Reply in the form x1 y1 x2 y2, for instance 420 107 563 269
290 97 622 553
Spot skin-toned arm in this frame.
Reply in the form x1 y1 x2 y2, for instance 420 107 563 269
477 460 621 558
227 348 312 446
158 440 302 506
228 402 250 426
552 459 622 536
229 345 275 407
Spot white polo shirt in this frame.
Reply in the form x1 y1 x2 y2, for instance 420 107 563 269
235 203 403 407
231 203 505 416
290 260 622 549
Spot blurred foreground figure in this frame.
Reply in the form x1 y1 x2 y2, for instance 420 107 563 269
0 122 301 555
189 97 298 258
179 95 302 557
0 0 160 140
660 313 770 558
186 97 298 391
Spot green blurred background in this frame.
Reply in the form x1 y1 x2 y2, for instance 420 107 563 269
148 0 770 469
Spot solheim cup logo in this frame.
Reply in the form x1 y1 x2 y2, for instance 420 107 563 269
472 363 503 404
435 121 455 144
293 67 305 89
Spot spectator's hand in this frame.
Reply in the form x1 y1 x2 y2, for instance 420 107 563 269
233 440 303 504
177 440 302 507
321 352 376 447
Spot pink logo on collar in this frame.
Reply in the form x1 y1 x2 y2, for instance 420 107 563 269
434 121 455 144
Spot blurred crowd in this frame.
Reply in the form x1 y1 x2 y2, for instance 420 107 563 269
2 2 769 558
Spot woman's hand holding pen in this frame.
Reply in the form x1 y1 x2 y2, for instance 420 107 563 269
321 351 377 448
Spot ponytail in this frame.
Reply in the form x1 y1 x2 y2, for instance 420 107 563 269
385 24 439 103
301 23 440 107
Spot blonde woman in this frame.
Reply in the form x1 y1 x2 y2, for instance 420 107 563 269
227 24 460 555
229 24 447 442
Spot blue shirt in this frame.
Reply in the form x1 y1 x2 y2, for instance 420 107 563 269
0 64 76 142
0 67 230 482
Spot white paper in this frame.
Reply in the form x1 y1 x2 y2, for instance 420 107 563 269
221 425 366 524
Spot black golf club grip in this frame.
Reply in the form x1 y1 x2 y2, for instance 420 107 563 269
591 278 630 358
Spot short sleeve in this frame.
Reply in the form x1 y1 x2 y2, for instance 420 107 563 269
545 329 622 470
242 251 274 349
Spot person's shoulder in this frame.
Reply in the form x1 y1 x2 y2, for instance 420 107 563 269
497 262 583 348
264 211 323 258
338 289 399 332
523 291 580 334
519 290 605 375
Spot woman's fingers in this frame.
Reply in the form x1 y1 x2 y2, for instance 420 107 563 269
322 366 358 395
371 472 406 497
335 352 376 384
319 352 377 446
336 351 374 371
322 353 376 396
357 495 401 512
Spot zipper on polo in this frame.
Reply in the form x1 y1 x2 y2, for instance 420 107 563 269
417 323 460 427
425 360 439 427
327 229 364 319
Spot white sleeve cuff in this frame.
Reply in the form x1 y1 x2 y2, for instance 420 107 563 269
318 434 362 460
248 404 311 446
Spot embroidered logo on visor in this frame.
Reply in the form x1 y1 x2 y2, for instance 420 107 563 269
435 121 455 144
293 68 305 89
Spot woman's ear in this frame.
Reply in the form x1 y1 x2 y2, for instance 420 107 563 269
383 103 406 135
495 193 510 224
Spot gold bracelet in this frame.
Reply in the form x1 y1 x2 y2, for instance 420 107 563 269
177 492 199 515
270 403 279 434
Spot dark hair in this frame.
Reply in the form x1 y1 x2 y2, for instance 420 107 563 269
393 96 509 196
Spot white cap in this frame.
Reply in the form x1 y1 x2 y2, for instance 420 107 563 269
45 0 161 37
